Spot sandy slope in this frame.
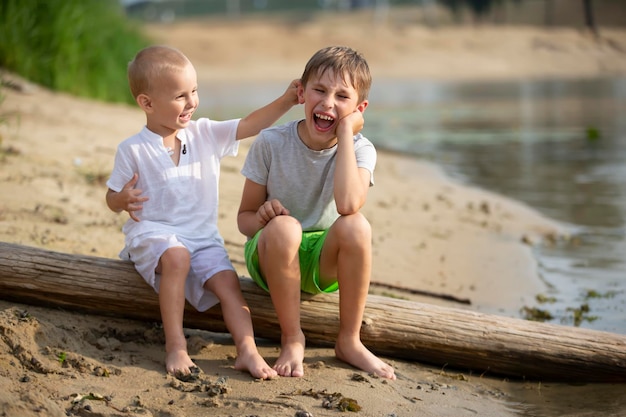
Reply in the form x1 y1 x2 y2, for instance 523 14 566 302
1 10 625 417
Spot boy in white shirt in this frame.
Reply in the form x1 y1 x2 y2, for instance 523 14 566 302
106 45 298 380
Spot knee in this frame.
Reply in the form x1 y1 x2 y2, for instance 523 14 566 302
160 247 191 274
334 213 371 245
261 215 302 250
205 270 240 297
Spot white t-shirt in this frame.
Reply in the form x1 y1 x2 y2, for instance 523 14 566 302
241 119 377 231
107 118 240 244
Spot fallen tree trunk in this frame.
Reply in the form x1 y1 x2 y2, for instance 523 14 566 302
0 242 624 382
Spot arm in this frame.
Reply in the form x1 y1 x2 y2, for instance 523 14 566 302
237 179 290 239
235 79 300 140
333 110 371 215
105 173 149 222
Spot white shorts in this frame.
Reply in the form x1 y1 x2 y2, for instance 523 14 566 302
120 233 235 312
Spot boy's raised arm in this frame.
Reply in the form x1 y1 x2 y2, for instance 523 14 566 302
235 79 300 140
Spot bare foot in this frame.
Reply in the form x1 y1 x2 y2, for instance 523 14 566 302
234 350 278 380
165 348 196 376
335 336 396 380
274 332 305 377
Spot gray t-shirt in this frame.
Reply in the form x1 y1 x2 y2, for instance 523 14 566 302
241 119 377 231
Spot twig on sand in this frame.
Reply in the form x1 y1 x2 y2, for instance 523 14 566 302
370 281 471 305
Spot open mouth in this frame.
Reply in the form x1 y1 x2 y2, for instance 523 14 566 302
314 113 335 131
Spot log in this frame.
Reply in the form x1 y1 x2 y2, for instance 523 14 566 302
0 242 625 382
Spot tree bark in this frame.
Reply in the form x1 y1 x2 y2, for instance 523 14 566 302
0 242 624 382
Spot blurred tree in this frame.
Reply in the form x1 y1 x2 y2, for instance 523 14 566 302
440 0 505 24
583 0 598 35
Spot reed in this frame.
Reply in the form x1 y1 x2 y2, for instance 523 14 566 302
0 0 151 104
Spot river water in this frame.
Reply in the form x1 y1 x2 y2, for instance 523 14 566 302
367 77 626 336
199 76 626 416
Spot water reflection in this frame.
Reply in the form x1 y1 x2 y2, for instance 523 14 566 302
504 381 626 417
366 77 626 335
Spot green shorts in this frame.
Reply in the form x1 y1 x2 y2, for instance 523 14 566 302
244 229 339 295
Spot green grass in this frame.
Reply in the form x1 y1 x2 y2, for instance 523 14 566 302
0 0 151 104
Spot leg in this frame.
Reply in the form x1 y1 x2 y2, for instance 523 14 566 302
156 246 195 376
320 213 396 380
203 270 277 380
257 215 305 377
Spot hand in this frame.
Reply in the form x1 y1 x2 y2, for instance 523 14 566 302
284 78 301 107
337 110 365 139
121 173 149 222
256 199 289 226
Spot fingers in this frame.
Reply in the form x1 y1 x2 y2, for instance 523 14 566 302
257 202 274 223
130 191 149 205
287 79 302 106
256 199 289 224
120 174 148 221
289 78 301 90
270 199 289 216
338 111 364 136
129 210 140 222
126 189 149 222
350 109 365 129
124 173 139 189
127 202 143 222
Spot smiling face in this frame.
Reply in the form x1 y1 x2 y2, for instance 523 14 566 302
297 68 367 150
138 62 199 139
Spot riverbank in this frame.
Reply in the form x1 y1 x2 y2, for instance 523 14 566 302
1 11 625 417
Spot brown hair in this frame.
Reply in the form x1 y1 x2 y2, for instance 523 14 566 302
300 46 371 103
127 45 191 98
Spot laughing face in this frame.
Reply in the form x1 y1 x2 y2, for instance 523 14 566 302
297 68 367 151
143 62 199 138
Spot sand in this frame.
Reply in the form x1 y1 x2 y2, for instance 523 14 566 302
1 9 625 417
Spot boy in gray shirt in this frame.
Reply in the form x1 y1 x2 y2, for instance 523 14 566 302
237 46 395 380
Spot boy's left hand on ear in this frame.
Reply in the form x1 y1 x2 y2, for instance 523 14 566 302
338 110 365 137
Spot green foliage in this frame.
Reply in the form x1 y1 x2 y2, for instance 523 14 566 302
566 303 598 327
520 306 554 322
535 293 557 304
0 0 151 104
586 126 601 142
584 289 617 299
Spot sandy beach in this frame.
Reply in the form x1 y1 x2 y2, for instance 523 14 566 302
2 9 626 417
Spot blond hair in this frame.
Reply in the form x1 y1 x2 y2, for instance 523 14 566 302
301 46 371 103
127 45 191 98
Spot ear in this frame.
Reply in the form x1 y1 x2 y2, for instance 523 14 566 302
135 93 153 113
297 83 305 105
356 100 369 113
